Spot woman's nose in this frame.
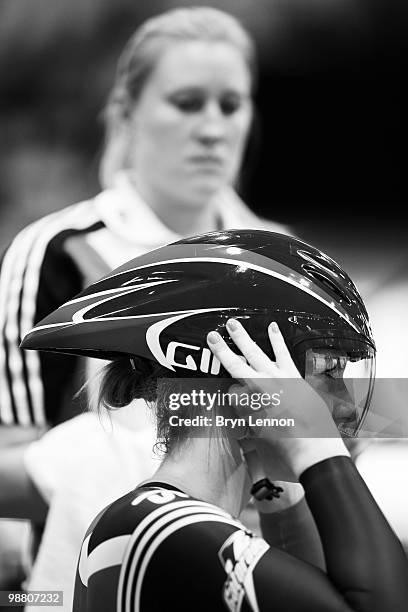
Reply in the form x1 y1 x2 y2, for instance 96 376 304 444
330 380 357 421
195 101 227 144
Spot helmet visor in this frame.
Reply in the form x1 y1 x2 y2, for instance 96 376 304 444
304 345 376 437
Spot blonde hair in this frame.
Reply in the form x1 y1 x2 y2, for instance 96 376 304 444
99 7 256 188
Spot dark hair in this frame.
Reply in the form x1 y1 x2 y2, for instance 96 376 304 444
96 356 234 456
97 357 165 407
96 356 196 455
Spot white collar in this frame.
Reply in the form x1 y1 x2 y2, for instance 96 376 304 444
95 172 180 246
94 170 289 246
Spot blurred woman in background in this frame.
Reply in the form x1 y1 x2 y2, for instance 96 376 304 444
1 5 283 432
0 7 289 608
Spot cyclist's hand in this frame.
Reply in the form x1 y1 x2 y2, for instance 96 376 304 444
207 319 349 477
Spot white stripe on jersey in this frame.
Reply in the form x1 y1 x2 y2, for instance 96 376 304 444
117 500 243 612
0 200 99 425
0 224 34 423
117 498 236 611
132 514 246 612
78 534 92 587
82 535 131 587
74 495 233 604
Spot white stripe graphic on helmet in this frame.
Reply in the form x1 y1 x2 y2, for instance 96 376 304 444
25 306 233 334
64 281 177 307
104 257 361 333
71 280 177 323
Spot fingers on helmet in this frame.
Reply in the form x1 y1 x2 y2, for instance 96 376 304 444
268 322 297 371
207 331 252 379
226 319 273 372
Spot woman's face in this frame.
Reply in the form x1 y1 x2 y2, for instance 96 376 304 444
127 40 253 208
305 350 363 436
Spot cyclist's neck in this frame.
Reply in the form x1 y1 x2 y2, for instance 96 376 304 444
151 437 249 517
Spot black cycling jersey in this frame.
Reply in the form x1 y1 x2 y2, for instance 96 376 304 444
73 456 408 612
0 200 107 426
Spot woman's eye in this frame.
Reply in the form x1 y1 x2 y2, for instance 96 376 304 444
220 96 242 115
313 355 347 378
169 96 205 113
168 93 244 115
324 361 347 379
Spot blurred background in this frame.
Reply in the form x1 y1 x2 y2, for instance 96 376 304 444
0 0 407 602
1 0 408 240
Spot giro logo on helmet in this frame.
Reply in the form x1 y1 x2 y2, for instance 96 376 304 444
165 341 221 374
146 309 232 373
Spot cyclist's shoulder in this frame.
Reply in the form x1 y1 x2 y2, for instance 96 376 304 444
86 484 244 555
78 486 267 612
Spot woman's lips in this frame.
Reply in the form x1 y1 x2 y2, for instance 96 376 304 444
188 154 224 167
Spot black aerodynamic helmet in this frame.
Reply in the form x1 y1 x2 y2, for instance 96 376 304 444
21 230 376 436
